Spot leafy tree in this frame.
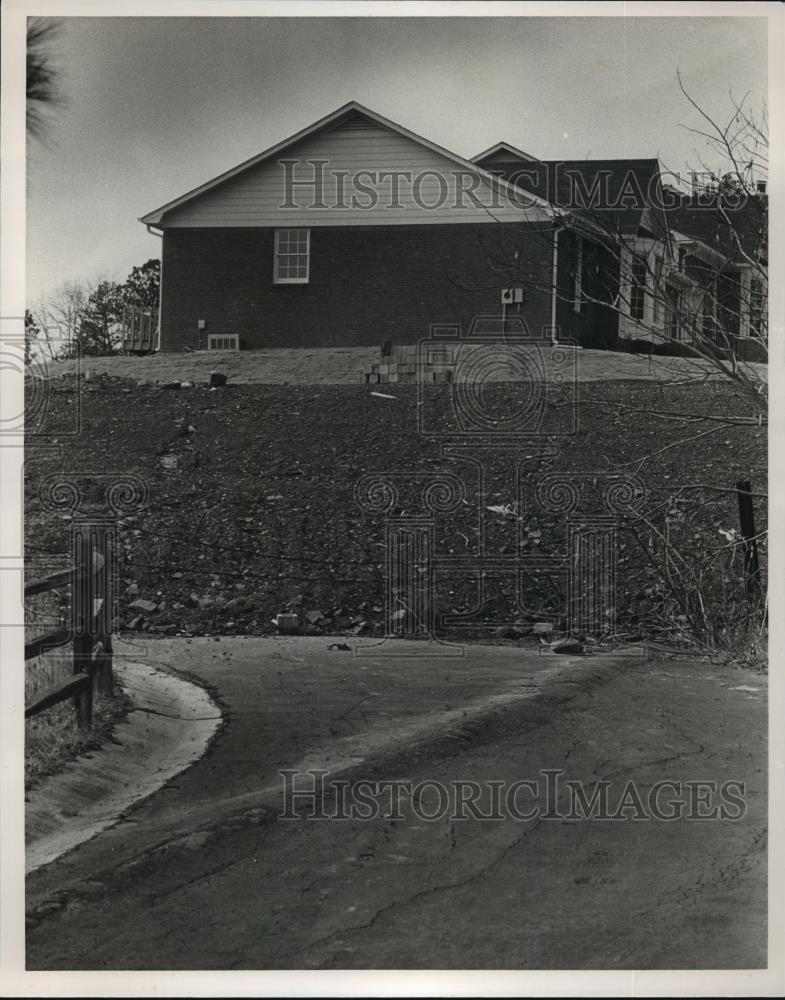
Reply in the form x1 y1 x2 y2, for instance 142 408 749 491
123 259 160 309
24 310 41 365
27 18 62 140
80 280 125 356
42 280 88 358
30 259 162 361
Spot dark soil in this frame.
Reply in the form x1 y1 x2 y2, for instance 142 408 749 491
25 373 767 647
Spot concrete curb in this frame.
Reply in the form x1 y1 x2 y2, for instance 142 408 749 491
25 660 222 874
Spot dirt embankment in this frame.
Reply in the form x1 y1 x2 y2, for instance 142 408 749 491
25 374 766 645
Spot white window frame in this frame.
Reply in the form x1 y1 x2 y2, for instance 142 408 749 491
629 254 647 322
748 274 765 340
274 228 310 284
652 254 664 327
701 276 718 339
739 267 751 337
664 284 681 341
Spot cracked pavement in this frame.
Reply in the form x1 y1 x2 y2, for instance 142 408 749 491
24 639 766 970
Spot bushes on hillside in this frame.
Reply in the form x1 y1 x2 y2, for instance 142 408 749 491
582 334 735 361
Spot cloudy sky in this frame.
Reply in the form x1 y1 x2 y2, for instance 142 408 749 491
25 11 767 302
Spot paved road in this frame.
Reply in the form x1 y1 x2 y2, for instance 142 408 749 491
25 639 766 970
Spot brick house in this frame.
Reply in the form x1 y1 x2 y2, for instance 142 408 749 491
140 102 558 352
472 144 678 347
666 187 768 359
140 102 765 356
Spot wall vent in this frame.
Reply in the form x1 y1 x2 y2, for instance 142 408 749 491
207 334 240 351
332 112 382 133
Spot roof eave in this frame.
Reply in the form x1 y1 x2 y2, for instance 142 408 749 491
140 102 556 227
471 141 538 164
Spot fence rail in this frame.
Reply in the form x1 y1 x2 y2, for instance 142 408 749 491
122 304 158 354
25 522 114 729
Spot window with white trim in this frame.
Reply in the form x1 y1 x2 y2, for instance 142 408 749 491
629 255 647 321
749 275 765 339
652 255 664 325
274 228 310 284
701 277 717 340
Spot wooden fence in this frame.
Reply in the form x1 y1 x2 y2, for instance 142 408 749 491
25 521 114 729
122 304 159 355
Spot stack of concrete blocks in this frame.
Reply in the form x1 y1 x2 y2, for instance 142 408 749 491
365 345 457 385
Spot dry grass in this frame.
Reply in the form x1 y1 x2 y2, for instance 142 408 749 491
24 589 131 791
25 652 131 791
26 651 83 787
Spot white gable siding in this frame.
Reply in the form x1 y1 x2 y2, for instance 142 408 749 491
476 147 537 166
161 120 551 228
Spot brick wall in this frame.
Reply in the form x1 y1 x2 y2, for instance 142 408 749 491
160 222 555 352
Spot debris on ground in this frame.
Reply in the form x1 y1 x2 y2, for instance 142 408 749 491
128 599 159 614
273 613 299 631
532 622 554 635
24 377 766 647
551 637 585 655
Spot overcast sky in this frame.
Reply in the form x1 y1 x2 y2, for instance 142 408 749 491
25 13 767 302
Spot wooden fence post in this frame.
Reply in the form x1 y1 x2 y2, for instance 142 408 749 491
94 527 114 696
71 518 115 727
736 480 761 597
72 522 94 729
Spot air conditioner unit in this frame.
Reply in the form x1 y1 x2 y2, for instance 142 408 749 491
207 334 240 351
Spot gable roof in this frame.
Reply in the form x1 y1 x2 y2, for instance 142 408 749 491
472 141 538 163
140 101 555 227
475 157 668 239
667 192 768 266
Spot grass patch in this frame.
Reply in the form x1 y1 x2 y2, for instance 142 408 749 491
25 650 132 791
